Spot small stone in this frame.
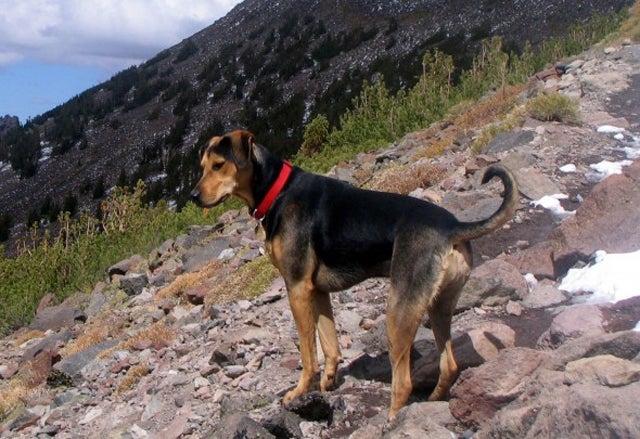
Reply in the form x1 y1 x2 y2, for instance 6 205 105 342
506 300 523 316
224 365 247 379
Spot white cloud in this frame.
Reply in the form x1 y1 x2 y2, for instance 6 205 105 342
0 0 241 69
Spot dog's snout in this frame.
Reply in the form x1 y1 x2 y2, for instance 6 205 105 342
190 188 201 203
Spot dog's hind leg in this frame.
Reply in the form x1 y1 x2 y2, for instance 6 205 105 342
283 279 320 404
314 291 342 392
427 247 470 401
386 285 426 419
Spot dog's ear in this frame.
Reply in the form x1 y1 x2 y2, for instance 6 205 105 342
229 130 254 169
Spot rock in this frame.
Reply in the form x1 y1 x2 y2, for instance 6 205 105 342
479 352 640 438
108 254 146 279
551 160 640 274
120 273 149 296
440 192 503 223
261 410 304 438
522 278 568 308
413 322 516 390
504 240 556 279
449 348 548 426
285 391 332 421
205 413 276 439
484 130 535 154
384 402 456 438
181 237 233 273
457 260 526 311
8 406 46 432
538 305 605 348
21 329 72 363
29 305 87 332
51 340 118 385
563 354 640 387
0 362 18 379
514 167 562 200
337 309 363 334
500 150 538 171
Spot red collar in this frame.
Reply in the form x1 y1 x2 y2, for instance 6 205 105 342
252 160 293 220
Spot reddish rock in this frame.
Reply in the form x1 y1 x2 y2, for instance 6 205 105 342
551 160 640 275
504 240 556 279
538 304 605 348
449 348 548 426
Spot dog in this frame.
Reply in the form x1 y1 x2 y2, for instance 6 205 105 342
190 130 518 418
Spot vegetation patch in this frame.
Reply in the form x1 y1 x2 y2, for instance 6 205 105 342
205 256 280 306
526 92 581 124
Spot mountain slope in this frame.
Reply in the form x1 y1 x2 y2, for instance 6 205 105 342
0 0 632 242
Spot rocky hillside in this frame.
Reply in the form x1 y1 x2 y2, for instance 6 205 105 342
0 0 631 242
1 38 640 437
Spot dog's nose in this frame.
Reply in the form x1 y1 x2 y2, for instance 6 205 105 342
190 188 200 203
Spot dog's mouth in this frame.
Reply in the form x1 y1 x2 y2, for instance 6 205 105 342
201 194 230 208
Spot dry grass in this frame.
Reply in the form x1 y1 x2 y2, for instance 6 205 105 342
114 362 149 396
155 259 223 301
617 1 640 42
456 84 527 130
413 135 456 161
0 379 28 420
59 326 110 357
104 320 176 358
205 256 279 306
12 329 45 347
365 162 447 194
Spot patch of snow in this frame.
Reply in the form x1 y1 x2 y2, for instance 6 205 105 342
531 193 575 220
559 163 576 173
596 125 625 134
559 249 640 304
586 159 632 182
614 133 625 141
524 273 538 292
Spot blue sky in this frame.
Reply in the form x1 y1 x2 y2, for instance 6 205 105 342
0 0 242 123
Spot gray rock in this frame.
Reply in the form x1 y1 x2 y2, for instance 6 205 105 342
484 130 535 154
120 272 149 296
108 254 146 279
51 339 118 385
522 279 568 308
515 167 562 200
29 305 87 332
209 414 276 439
384 402 457 439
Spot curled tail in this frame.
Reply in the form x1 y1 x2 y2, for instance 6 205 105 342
451 164 519 242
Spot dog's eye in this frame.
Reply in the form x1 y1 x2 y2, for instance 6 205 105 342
212 162 224 171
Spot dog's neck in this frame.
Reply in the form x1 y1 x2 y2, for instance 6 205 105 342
249 145 291 219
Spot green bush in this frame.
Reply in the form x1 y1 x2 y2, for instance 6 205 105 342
0 182 213 336
527 93 581 123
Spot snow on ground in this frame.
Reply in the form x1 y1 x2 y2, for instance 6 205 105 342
597 125 626 134
559 249 640 304
586 159 632 182
531 193 575 220
559 163 577 173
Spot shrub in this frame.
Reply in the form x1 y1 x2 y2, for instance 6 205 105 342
526 92 580 123
300 114 330 156
0 182 211 336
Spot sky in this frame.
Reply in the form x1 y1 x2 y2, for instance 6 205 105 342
0 0 243 123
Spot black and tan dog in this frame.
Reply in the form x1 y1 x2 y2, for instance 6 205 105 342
190 130 518 418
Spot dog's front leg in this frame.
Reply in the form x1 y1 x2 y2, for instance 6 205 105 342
314 291 342 391
283 280 319 404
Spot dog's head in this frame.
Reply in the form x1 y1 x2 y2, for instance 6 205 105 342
190 130 256 208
